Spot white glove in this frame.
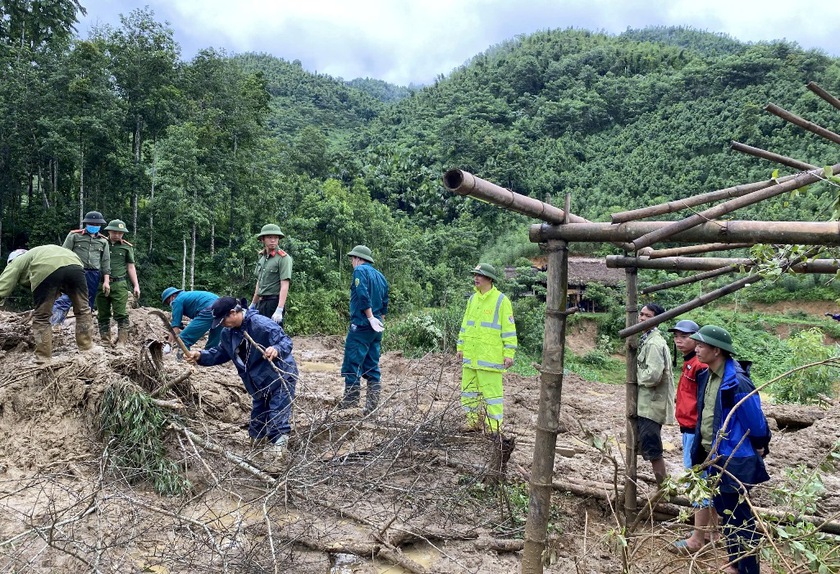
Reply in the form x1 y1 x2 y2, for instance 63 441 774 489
271 306 284 324
368 317 384 332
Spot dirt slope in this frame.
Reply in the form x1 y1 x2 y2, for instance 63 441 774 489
0 307 838 573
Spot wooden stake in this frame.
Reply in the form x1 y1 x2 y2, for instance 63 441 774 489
730 141 817 171
624 267 639 521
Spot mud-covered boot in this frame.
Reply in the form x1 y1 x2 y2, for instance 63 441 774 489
246 437 266 464
75 309 95 351
116 322 129 345
32 322 53 364
99 327 113 347
362 386 380 415
338 386 360 409
263 435 289 473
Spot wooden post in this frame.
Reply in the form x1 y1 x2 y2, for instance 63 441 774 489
522 239 569 574
729 141 817 171
624 267 639 521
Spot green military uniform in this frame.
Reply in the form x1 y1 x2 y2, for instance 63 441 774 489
63 230 111 274
95 220 136 344
255 250 292 297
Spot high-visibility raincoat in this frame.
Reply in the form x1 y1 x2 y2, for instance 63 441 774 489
457 286 517 370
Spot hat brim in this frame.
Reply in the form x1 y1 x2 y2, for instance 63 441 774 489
84 219 107 226
347 252 374 263
211 315 225 329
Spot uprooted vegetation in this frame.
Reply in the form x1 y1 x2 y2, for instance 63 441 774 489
1 308 840 573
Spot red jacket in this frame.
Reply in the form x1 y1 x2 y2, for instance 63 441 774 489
675 351 706 431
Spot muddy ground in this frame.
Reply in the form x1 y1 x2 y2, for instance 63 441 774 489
0 306 838 573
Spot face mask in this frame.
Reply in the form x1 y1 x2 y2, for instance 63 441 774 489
86 225 100 234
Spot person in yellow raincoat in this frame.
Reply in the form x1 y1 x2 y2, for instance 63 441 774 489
456 263 517 433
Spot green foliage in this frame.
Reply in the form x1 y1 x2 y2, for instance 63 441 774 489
767 328 839 404
99 382 190 496
385 312 444 357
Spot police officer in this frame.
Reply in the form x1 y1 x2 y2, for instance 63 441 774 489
95 219 140 345
250 224 292 325
51 210 111 325
457 263 517 433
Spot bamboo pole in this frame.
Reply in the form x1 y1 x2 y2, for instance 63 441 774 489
646 243 753 259
807 81 840 112
627 163 840 251
764 103 840 146
620 274 759 339
606 255 840 274
522 240 569 574
624 267 639 520
531 219 840 246
641 266 738 294
729 141 817 171
610 176 796 224
442 169 588 224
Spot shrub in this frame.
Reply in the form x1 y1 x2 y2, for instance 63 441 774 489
768 328 839 404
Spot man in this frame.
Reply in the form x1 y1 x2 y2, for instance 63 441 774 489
51 211 111 325
667 319 717 554
250 224 292 326
456 263 517 433
339 245 389 414
95 220 140 346
0 246 94 362
161 287 221 350
690 325 770 574
635 303 675 485
185 296 298 470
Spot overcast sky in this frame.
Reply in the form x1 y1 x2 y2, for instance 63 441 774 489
77 0 840 86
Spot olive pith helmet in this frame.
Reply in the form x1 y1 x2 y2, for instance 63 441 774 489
690 324 736 355
161 287 183 304
347 245 374 263
82 211 107 225
104 219 128 233
472 263 499 282
256 223 285 239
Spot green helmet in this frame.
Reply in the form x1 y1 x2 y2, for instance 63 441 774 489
256 223 285 239
690 325 736 354
471 262 499 282
347 245 374 263
104 219 128 232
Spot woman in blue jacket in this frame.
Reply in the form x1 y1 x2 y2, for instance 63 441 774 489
690 325 770 574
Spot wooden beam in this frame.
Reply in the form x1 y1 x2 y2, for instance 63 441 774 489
730 141 817 171
641 266 739 294
606 255 840 273
646 243 752 259
531 219 840 246
764 103 840 146
807 81 840 112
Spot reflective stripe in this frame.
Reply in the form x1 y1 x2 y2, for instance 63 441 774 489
477 360 505 369
480 293 505 330
501 332 516 339
461 392 480 398
487 413 503 420
504 344 517 349
466 320 475 326
462 358 472 365
460 327 466 333
457 339 464 345
485 398 504 405
463 405 477 412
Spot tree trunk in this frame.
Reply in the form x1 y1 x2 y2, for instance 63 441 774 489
210 222 215 256
79 146 85 225
181 239 187 291
624 267 639 521
132 116 142 234
149 142 156 254
190 224 196 290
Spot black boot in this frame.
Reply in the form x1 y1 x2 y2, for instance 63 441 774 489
338 386 360 409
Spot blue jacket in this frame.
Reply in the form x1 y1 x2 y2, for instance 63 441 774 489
349 263 389 329
197 310 298 398
171 290 218 328
691 357 771 492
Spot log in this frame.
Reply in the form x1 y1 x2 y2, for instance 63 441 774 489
443 169 588 224
730 141 817 171
624 268 639 519
606 255 840 274
641 266 738 294
530 219 840 246
646 243 753 259
764 103 840 146
807 82 840 112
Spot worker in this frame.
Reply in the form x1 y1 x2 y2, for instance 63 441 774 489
251 224 292 326
95 219 140 345
160 287 221 350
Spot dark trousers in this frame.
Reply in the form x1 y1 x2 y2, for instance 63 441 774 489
714 489 761 574
53 268 100 313
257 295 284 326
341 326 382 399
249 379 296 443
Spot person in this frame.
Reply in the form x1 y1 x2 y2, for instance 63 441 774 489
0 246 95 362
95 220 140 346
250 224 292 326
456 263 517 433
185 296 298 469
338 245 389 414
690 325 770 574
161 287 221 350
667 319 718 554
51 211 111 325
825 312 840 321
635 303 675 485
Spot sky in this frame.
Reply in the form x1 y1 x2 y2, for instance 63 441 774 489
76 0 840 86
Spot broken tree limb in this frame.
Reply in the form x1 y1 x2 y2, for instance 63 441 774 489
764 103 840 146
646 243 753 259
530 219 840 246
730 141 817 171
628 163 840 251
641 266 739 294
152 369 191 398
443 169 588 224
807 81 840 111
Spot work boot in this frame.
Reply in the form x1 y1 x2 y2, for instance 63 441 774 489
32 322 53 363
76 317 94 351
116 324 129 345
246 437 267 463
362 387 380 415
263 435 289 473
99 327 113 347
338 387 360 409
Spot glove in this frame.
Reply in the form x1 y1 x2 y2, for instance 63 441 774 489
249 302 257 310
368 317 384 332
271 306 284 324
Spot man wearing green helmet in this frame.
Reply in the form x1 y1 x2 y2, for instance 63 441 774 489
95 219 141 345
250 223 292 326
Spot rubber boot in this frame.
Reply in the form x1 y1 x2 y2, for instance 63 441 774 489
247 437 266 464
263 435 288 473
117 322 129 345
99 326 113 347
32 322 53 364
362 383 380 415
75 311 94 351
338 386 360 409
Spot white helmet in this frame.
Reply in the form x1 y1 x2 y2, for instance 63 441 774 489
7 249 27 264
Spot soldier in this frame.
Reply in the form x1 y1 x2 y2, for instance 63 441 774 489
51 211 111 325
95 220 140 345
250 224 292 326
0 246 95 362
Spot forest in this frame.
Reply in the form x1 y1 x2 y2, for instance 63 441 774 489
2 1 840 354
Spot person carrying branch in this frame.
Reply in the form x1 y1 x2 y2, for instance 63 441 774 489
690 325 770 574
635 303 675 486
185 296 298 470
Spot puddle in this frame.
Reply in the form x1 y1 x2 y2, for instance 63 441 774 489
328 542 440 574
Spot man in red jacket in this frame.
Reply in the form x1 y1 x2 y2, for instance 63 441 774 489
668 320 717 554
